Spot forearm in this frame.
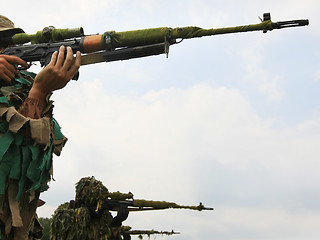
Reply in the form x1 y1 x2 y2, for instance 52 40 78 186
18 97 46 119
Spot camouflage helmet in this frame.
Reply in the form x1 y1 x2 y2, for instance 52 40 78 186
0 15 24 35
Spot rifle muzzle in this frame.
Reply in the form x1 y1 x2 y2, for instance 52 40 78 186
272 19 309 30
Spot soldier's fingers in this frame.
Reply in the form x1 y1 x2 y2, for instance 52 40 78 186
5 69 15 79
47 51 58 67
1 55 28 68
3 60 17 73
55 46 66 67
75 51 81 67
0 56 17 73
0 69 15 83
67 51 81 78
61 47 74 71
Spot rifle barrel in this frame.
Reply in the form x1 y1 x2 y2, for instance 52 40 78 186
102 22 275 49
124 230 180 235
104 17 308 50
131 199 213 211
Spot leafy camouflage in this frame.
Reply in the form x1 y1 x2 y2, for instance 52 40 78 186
75 176 110 212
51 177 115 240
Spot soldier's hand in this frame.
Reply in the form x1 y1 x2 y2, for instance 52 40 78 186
28 46 81 103
0 55 28 83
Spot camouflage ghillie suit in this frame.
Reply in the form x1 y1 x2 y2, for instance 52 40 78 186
51 177 117 240
0 70 66 240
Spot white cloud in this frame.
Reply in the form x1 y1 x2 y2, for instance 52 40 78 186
257 75 285 102
191 206 320 240
36 79 320 239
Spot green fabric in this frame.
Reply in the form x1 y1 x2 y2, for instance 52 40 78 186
0 132 14 194
53 118 64 140
14 76 32 86
108 20 273 48
0 71 65 200
0 131 14 161
0 120 8 132
0 96 9 104
16 146 31 200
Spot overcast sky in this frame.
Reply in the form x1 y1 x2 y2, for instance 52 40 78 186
3 1 320 239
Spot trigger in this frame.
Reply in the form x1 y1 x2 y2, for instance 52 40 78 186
17 62 32 71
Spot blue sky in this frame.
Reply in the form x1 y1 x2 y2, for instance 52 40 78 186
3 1 320 239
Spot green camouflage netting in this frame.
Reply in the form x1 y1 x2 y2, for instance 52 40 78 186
51 177 116 240
51 202 114 240
75 176 110 211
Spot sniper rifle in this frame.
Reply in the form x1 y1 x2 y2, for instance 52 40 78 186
1 13 309 80
73 197 213 227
